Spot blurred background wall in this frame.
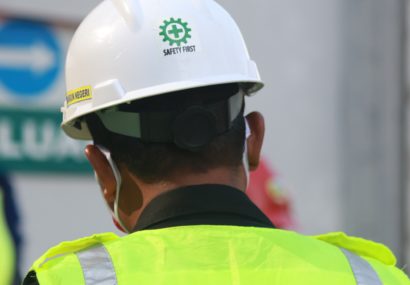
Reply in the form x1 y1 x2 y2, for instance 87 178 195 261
0 0 407 274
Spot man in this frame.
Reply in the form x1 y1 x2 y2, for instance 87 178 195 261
0 172 22 285
24 0 409 283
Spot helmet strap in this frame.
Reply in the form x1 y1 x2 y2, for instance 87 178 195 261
96 90 244 151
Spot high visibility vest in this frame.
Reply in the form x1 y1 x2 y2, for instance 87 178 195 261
28 226 409 284
0 191 16 285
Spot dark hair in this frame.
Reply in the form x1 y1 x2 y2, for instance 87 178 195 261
86 84 246 183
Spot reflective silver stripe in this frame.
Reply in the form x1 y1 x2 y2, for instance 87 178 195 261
341 248 383 285
76 245 118 285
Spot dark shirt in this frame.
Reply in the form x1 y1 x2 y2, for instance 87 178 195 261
135 184 275 230
24 184 274 285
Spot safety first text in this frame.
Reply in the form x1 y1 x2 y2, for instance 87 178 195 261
163 45 196 56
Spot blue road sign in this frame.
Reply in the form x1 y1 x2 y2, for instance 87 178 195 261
0 20 61 97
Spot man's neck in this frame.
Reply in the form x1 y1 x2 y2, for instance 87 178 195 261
126 166 247 229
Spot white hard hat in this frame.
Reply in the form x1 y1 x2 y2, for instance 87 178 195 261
61 0 264 140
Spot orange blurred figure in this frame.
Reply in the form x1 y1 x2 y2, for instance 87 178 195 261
247 158 294 229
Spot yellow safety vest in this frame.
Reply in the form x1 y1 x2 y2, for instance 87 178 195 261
29 226 409 284
0 191 16 285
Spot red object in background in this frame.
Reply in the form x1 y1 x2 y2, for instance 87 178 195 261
247 159 294 229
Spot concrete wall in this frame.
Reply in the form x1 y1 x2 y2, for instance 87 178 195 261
0 0 406 272
0 0 99 23
339 0 406 261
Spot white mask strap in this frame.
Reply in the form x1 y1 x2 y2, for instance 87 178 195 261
95 146 130 233
243 119 251 189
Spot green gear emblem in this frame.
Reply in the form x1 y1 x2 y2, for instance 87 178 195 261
159 18 192 46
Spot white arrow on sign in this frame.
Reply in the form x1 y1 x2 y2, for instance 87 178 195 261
0 42 55 73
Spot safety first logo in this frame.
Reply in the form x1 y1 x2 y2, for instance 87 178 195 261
159 18 196 56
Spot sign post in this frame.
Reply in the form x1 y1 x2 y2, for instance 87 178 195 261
0 19 90 173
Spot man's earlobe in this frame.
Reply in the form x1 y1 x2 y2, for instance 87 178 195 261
245 112 265 171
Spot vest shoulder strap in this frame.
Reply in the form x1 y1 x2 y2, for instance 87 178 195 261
31 232 119 271
314 232 396 266
314 232 410 284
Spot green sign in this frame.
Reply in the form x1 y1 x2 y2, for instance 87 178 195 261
0 108 91 173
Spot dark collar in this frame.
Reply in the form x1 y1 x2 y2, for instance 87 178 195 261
134 184 275 231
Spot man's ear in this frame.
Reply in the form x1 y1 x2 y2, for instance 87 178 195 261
245 112 265 171
85 145 116 205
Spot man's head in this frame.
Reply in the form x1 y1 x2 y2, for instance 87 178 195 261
61 0 265 232
84 83 265 232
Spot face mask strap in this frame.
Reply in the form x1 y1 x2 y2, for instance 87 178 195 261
243 119 251 189
95 145 130 233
